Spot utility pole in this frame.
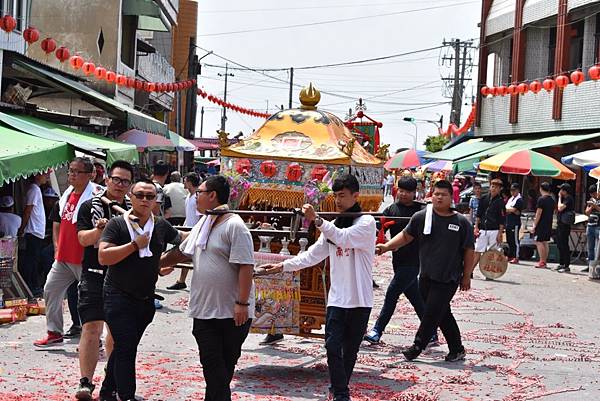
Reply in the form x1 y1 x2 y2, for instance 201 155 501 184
199 106 204 138
288 67 294 109
218 63 234 131
441 39 475 128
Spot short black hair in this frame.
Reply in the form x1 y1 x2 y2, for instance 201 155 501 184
72 157 94 173
473 182 482 188
433 179 453 195
397 177 417 192
510 183 520 190
332 174 360 194
588 184 598 194
204 175 230 205
131 179 157 193
153 160 169 177
540 182 551 192
108 160 134 179
185 172 200 187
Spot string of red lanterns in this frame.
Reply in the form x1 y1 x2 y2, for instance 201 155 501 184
196 88 271 119
480 66 599 98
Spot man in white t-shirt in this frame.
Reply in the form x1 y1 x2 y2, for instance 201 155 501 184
0 196 21 237
261 174 376 401
18 173 48 295
163 171 188 226
166 172 202 291
160 175 255 401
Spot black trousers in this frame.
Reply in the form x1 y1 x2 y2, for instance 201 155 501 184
18 233 45 295
413 277 462 353
325 306 371 399
102 284 155 400
506 225 521 259
192 318 251 401
556 222 571 267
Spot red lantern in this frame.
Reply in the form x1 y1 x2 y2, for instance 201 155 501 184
555 75 569 88
116 74 127 86
235 158 252 175
1 15 16 33
542 78 555 92
570 70 584 85
105 71 116 83
530 80 542 94
126 77 136 88
589 65 600 80
148 82 156 92
23 26 40 44
55 47 70 63
69 55 84 70
40 38 57 54
311 165 328 181
82 62 95 76
497 86 507 96
285 163 303 182
517 83 529 95
507 84 517 95
259 160 277 178
134 80 143 90
94 66 107 80
480 86 490 96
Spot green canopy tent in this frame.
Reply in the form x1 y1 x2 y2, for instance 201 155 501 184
0 125 74 186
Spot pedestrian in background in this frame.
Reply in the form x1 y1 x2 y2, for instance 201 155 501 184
505 183 524 264
468 182 482 223
532 182 555 269
556 183 575 273
584 184 600 275
0 196 21 237
163 171 187 226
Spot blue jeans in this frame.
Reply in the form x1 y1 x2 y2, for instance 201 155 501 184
373 265 424 334
587 225 600 262
325 306 371 399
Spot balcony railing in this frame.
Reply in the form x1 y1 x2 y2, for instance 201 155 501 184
137 49 175 110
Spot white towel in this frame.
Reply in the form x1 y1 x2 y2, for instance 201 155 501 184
423 203 433 235
58 182 100 224
123 209 154 258
181 204 229 257
506 194 522 209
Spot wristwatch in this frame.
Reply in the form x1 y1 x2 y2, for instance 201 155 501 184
314 216 324 227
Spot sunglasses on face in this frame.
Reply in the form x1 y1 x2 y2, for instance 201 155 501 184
132 192 156 201
195 189 213 196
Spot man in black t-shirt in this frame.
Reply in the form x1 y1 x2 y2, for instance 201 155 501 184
377 180 474 362
533 182 556 269
473 178 505 271
556 183 575 272
73 161 134 401
505 183 524 264
98 180 181 401
364 178 431 345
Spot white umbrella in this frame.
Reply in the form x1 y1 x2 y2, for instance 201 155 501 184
561 149 600 168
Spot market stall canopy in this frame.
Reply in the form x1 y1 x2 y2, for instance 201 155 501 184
221 84 383 167
479 150 575 180
168 131 196 152
117 129 175 151
0 125 74 186
13 57 168 136
0 112 138 165
590 166 600 180
561 149 600 169
427 139 504 161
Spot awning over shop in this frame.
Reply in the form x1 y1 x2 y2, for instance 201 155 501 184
168 131 196 152
428 139 505 161
0 112 138 165
13 59 168 136
0 126 74 186
122 0 172 31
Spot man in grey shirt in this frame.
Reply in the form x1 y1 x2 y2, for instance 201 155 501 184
160 175 254 401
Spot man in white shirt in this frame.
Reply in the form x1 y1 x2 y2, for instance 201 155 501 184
261 174 376 401
163 171 188 226
18 173 48 296
167 172 202 291
0 196 21 237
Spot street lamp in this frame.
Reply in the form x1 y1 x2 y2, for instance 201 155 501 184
402 117 418 149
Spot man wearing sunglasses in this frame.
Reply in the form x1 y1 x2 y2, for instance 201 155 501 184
73 161 134 401
98 179 182 401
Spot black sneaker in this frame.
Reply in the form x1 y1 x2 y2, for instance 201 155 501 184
75 377 95 401
259 333 284 345
166 282 187 290
98 390 118 401
557 267 570 273
64 325 82 338
445 347 466 362
402 344 422 361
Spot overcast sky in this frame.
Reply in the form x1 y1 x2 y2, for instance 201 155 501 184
195 0 481 151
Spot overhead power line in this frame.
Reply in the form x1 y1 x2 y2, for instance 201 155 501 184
198 1 479 37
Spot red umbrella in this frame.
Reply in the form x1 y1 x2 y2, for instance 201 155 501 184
117 129 175 151
383 149 427 170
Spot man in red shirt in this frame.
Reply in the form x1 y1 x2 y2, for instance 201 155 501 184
35 158 100 347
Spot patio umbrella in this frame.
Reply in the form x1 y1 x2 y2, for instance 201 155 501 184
590 166 600 180
423 159 453 172
561 149 600 170
479 149 575 180
383 149 427 170
117 129 175 151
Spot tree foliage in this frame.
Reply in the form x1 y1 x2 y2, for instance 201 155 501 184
424 135 450 153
